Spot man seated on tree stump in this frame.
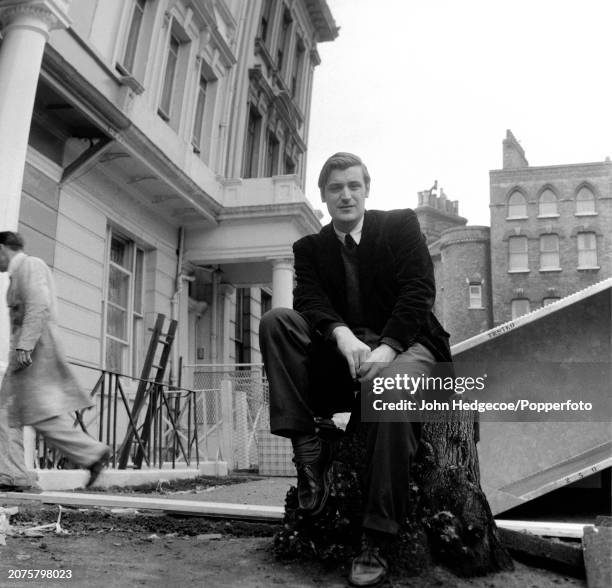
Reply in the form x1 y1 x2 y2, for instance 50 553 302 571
260 152 452 587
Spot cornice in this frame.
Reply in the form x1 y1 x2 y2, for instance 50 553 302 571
0 0 71 31
490 160 612 180
218 201 321 235
41 45 222 224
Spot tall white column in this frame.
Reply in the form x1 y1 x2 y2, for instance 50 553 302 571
0 0 71 362
219 284 235 364
0 0 71 231
0 0 71 484
270 258 294 309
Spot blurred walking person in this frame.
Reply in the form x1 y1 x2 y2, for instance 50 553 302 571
0 231 109 491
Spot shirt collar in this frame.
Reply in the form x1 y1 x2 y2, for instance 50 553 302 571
7 251 26 277
333 216 364 245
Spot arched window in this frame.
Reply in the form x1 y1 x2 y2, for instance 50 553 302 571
507 191 527 218
538 189 558 216
576 186 596 215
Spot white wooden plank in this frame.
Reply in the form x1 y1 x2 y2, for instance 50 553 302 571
452 278 612 355
0 491 285 521
496 519 594 539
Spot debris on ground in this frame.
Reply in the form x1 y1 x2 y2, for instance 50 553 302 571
497 528 584 577
0 506 18 546
79 474 263 495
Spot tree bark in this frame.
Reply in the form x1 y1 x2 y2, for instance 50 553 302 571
273 398 513 578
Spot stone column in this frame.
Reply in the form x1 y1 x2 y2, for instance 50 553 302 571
0 0 71 231
219 284 235 364
270 258 294 309
0 0 71 486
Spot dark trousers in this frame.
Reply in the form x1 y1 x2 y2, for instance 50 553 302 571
259 307 436 535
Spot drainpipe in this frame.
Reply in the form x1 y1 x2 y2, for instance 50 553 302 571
170 226 185 386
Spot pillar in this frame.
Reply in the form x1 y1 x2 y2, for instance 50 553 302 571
270 258 294 309
0 0 71 485
0 0 71 230
219 283 235 364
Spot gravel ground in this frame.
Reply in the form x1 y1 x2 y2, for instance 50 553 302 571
0 503 587 588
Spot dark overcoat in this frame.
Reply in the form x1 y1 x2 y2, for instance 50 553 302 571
292 208 452 363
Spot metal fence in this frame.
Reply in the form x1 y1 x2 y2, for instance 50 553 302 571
183 363 266 470
35 363 200 470
183 363 294 475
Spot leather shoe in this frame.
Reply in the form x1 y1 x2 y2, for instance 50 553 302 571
294 441 333 515
349 535 389 587
86 449 111 488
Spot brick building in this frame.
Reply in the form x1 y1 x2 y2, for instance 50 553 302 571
418 130 612 344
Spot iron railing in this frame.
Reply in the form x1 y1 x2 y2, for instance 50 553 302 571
36 362 200 470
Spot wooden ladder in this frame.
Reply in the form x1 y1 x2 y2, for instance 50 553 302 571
117 314 178 469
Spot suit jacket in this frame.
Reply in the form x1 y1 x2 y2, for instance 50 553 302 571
293 209 452 363
1 253 91 426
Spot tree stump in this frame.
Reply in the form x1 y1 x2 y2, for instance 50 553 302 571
273 398 513 578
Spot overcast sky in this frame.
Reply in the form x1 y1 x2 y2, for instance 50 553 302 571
304 0 612 227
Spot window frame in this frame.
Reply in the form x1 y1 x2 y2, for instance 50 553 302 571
538 188 559 218
291 36 306 103
508 235 529 273
259 0 274 45
577 231 598 269
158 32 181 121
539 234 561 271
575 186 597 216
507 190 528 219
265 130 280 176
118 0 147 76
276 8 292 74
243 106 262 178
102 228 146 377
468 284 483 309
191 72 208 153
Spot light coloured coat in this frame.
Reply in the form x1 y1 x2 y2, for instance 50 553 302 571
1 253 92 426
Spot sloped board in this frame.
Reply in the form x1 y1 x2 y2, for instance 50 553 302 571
452 286 611 515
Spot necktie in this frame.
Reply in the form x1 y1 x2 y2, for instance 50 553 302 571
341 233 362 326
344 233 357 251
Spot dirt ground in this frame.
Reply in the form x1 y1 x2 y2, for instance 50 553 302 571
0 504 586 588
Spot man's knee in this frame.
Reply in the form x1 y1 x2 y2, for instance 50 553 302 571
260 307 302 338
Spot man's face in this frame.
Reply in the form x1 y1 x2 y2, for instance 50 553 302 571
322 165 369 232
0 245 10 273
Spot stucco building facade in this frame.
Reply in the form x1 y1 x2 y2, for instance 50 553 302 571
0 0 337 385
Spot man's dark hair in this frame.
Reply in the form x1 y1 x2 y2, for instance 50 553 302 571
317 152 371 197
0 231 25 251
